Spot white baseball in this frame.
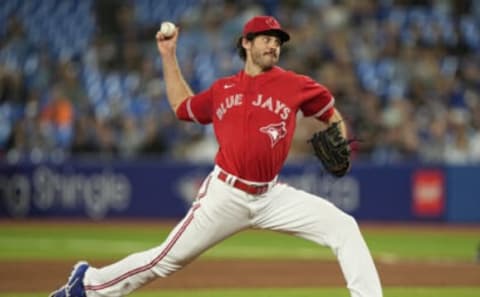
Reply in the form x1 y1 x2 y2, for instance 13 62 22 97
160 21 176 37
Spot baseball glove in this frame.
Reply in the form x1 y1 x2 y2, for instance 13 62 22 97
308 122 351 177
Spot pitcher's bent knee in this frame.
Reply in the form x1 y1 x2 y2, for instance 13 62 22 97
332 213 362 245
341 213 360 234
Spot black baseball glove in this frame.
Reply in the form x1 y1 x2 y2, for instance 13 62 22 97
308 122 351 177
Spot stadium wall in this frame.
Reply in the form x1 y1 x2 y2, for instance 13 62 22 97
0 160 478 222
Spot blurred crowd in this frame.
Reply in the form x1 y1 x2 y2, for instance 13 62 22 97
1 0 480 165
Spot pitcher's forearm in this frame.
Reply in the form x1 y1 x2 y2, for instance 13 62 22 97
328 108 348 138
162 54 194 112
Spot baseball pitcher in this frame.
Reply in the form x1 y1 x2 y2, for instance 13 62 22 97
50 15 382 297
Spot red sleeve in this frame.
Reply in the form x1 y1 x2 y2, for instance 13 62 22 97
298 75 335 122
175 87 213 124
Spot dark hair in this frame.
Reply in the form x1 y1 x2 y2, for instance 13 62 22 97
236 32 256 61
236 31 285 61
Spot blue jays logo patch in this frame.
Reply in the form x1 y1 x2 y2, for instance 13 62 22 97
259 122 287 147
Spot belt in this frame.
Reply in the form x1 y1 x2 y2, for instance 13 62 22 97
217 171 270 195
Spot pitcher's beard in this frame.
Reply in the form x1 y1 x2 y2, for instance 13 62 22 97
252 53 278 71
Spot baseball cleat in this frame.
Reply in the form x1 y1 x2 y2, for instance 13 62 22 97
49 261 89 297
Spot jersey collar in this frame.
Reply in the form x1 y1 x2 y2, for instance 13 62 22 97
240 66 283 80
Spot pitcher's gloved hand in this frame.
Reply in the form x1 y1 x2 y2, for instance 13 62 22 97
308 122 351 177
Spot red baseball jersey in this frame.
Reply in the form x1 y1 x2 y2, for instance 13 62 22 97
176 66 335 182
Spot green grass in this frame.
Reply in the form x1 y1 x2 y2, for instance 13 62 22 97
1 223 479 297
0 225 166 259
365 230 478 262
2 287 480 297
0 224 478 262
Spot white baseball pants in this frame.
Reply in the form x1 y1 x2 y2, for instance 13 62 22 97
83 166 382 297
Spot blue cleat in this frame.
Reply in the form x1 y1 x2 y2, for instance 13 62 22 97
49 261 89 297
